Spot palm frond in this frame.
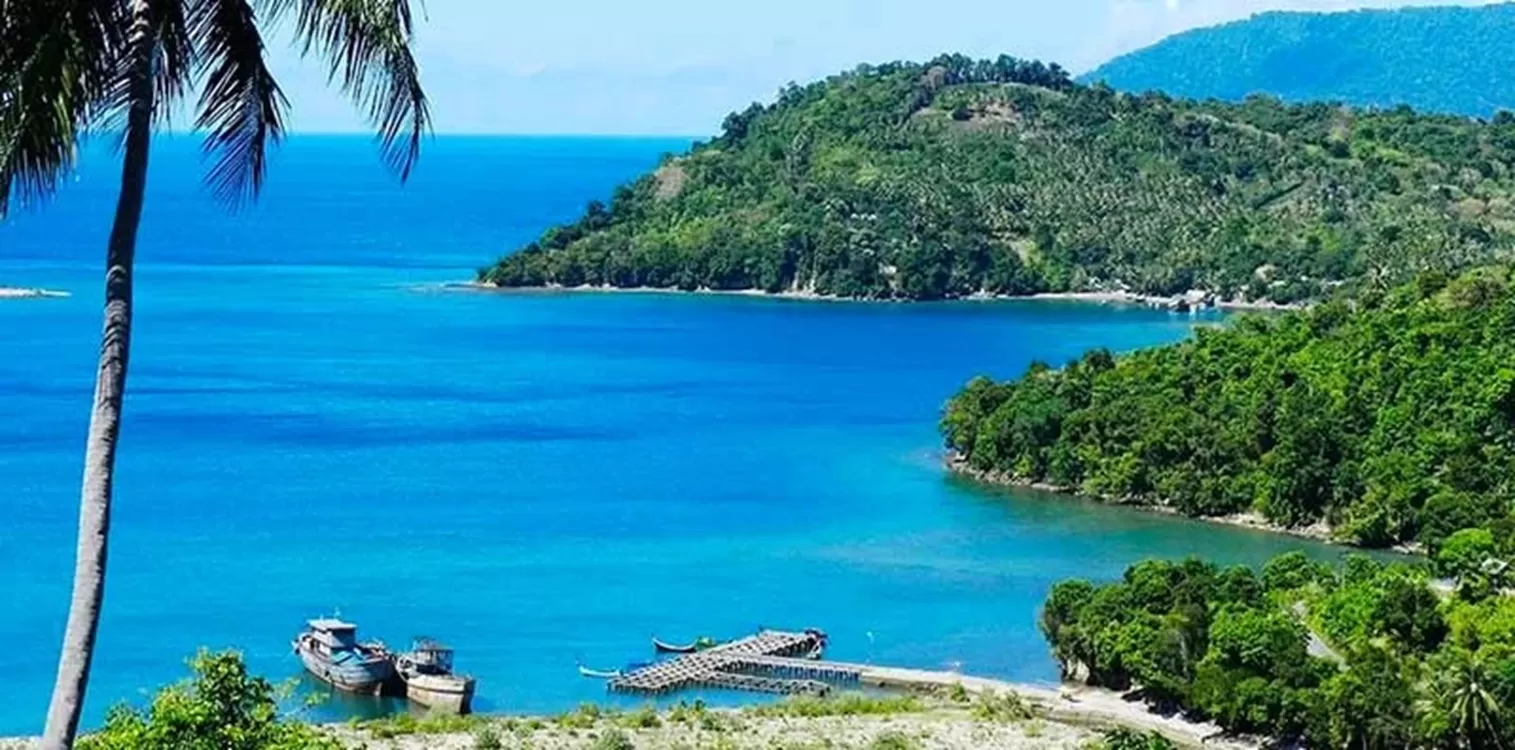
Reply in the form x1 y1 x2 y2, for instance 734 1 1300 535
153 0 197 121
189 0 289 203
280 0 429 179
0 0 124 216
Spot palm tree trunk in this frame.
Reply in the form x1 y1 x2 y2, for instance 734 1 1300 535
41 3 155 747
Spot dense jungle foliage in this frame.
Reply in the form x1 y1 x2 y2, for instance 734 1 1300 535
942 267 1515 549
1086 4 1515 118
481 54 1515 301
1043 551 1515 748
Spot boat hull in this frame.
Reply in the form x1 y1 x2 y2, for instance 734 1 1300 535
295 640 393 695
401 671 476 714
652 637 698 654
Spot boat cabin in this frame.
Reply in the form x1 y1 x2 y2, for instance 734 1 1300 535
405 638 455 674
306 618 361 655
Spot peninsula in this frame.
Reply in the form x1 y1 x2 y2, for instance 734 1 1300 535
480 54 1515 304
943 266 1515 551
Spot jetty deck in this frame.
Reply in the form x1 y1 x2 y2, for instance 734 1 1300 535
609 629 985 697
608 629 836 696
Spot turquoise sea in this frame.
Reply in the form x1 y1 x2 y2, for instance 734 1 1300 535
0 136 1350 735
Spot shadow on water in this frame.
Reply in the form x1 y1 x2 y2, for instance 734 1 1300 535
942 471 1417 567
291 674 407 724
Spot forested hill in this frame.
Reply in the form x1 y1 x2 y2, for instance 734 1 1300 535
481 55 1515 302
1084 4 1515 117
942 267 1515 550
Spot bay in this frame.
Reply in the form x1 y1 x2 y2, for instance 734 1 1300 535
0 136 1348 735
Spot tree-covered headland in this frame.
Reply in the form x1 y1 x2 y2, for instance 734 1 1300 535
1043 550 1515 748
943 267 1515 550
482 55 1515 303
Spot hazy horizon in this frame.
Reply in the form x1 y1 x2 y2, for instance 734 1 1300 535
240 0 1503 137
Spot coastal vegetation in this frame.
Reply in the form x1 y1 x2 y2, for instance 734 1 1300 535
75 651 338 750
0 1 428 746
1042 551 1515 748
1085 4 1515 118
481 54 1515 303
943 267 1515 550
48 654 1153 750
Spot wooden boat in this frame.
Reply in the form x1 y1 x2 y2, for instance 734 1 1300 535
652 635 720 654
577 664 622 679
395 638 475 715
292 618 393 695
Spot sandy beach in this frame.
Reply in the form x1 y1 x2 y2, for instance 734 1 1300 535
1018 290 1300 312
328 707 1100 750
456 281 1298 312
324 681 1255 750
0 677 1257 750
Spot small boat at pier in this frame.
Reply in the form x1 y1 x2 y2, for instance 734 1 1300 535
292 618 393 695
395 638 476 714
578 663 622 679
652 635 720 654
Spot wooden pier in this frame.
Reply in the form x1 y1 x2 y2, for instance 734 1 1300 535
607 629 845 696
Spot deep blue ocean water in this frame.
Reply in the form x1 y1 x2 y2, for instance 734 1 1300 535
0 136 1353 735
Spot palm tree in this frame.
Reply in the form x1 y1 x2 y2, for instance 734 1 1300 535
0 2 428 747
1436 650 1506 750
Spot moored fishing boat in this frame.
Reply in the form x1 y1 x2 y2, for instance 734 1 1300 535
652 635 720 654
577 663 622 679
292 618 393 694
395 638 476 714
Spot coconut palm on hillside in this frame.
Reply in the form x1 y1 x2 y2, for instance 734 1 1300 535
0 1 429 746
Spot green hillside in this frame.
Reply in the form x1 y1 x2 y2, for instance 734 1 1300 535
481 55 1515 302
1043 550 1515 748
1085 4 1515 117
942 267 1515 549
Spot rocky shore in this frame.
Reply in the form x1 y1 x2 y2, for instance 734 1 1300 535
946 453 1337 545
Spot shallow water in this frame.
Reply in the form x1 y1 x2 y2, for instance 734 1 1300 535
0 136 1352 734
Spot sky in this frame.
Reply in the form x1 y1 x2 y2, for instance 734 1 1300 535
265 0 1504 136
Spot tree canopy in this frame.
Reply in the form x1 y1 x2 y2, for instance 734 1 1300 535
943 267 1515 550
482 54 1515 303
1044 551 1515 748
78 651 338 750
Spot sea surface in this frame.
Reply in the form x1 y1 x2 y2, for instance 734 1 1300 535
1 136 1353 735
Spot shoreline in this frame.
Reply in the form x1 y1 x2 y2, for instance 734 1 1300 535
1018 290 1301 313
456 281 1299 311
947 454 1423 556
945 454 1345 547
0 287 69 299
0 676 1257 750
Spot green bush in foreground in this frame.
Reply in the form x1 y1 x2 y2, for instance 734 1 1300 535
589 727 635 750
746 692 924 718
78 650 338 750
1099 727 1176 750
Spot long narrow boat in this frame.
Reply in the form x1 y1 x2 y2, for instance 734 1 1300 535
652 635 720 654
292 618 393 695
577 664 622 679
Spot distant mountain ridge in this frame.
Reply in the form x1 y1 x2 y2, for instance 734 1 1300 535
1084 3 1515 117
